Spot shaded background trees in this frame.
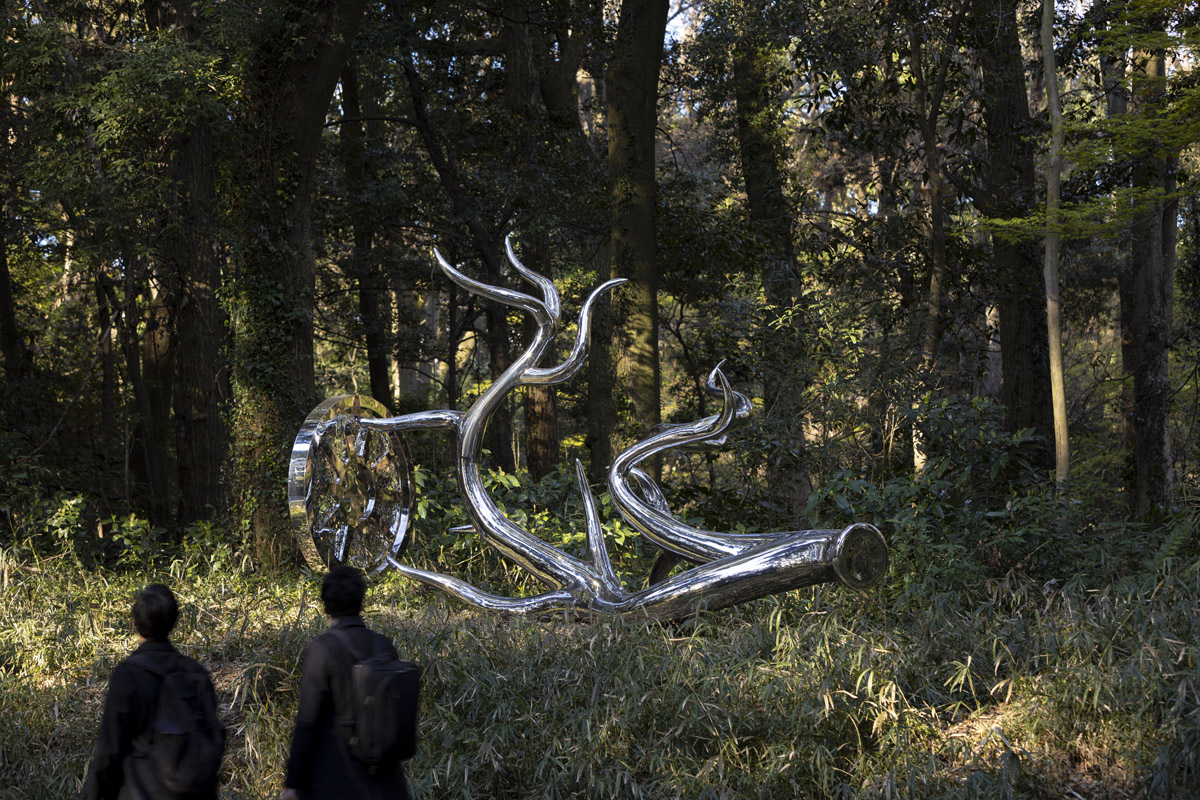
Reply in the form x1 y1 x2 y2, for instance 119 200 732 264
2 0 1198 567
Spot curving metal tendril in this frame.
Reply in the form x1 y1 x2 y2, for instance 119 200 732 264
289 236 887 621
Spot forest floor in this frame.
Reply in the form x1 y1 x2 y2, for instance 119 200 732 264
0 539 1196 799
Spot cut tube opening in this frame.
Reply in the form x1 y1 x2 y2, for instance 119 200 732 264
832 524 889 591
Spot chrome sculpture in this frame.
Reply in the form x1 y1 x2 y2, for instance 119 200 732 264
288 394 415 571
289 238 887 620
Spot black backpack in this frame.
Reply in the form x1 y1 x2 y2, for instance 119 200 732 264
330 628 420 770
127 653 226 797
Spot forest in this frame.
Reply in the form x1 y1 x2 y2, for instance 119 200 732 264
2 0 1199 797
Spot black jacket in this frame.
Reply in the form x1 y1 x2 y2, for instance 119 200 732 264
81 640 219 800
285 616 411 800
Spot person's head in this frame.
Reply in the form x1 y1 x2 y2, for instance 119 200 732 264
321 566 366 618
132 583 179 642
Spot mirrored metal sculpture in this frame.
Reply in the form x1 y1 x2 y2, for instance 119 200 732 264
289 395 415 572
289 237 887 620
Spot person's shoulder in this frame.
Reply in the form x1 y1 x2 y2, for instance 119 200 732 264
174 652 212 677
116 647 165 675
368 628 400 658
108 648 169 690
305 628 344 660
126 649 213 682
109 656 142 685
311 627 342 648
314 624 366 651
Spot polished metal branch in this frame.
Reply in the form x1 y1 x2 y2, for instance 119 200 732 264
289 237 887 621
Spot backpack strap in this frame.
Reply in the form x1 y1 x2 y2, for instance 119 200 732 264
123 652 180 759
329 626 383 661
327 628 367 739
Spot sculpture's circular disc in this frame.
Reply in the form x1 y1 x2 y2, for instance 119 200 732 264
832 523 889 591
288 395 415 573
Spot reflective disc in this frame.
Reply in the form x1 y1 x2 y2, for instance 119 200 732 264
288 395 415 572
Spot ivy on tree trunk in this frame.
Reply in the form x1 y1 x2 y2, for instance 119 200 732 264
230 0 368 568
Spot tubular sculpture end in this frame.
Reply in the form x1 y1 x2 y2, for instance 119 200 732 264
831 524 889 591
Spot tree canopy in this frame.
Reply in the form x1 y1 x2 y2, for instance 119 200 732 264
2 0 1198 562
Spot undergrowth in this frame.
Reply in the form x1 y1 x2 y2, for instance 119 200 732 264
1 519 1198 799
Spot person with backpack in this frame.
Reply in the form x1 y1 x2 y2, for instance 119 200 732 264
82 583 226 800
283 566 416 800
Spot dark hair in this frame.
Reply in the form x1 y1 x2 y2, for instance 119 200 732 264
321 566 366 618
132 583 179 641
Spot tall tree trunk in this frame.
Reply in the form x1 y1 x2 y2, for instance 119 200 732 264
906 6 965 474
95 273 117 512
975 0 1053 462
231 0 368 567
1128 47 1176 513
586 237 616 477
910 57 946 476
483 304 517 473
869 149 911 473
341 59 393 410
1102 44 1138 465
392 284 437 407
502 8 559 479
1041 0 1069 489
445 282 460 411
496 2 597 477
168 120 229 524
142 285 175 522
519 235 558 482
101 263 170 522
605 0 668 475
0 126 29 381
523 311 559 480
731 33 809 523
0 217 27 382
2 82 31 384
146 0 230 528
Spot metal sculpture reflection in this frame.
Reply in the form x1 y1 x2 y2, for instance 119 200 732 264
288 395 414 572
289 238 887 620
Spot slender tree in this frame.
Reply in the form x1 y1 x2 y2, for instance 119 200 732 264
729 13 812 521
144 0 230 524
340 57 393 410
498 2 599 480
0 64 29 381
397 39 519 473
1126 43 1177 513
905 0 968 474
0 176 29 383
1042 0 1069 488
599 0 669 477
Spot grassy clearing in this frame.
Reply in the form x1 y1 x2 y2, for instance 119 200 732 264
1 539 1198 799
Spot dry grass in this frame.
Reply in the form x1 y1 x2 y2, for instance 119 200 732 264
1 539 1197 799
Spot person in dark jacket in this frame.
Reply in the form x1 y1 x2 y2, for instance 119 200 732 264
283 566 410 800
82 583 220 800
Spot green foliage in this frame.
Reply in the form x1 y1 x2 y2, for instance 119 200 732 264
0 433 100 561
0 432 232 567
406 462 649 594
